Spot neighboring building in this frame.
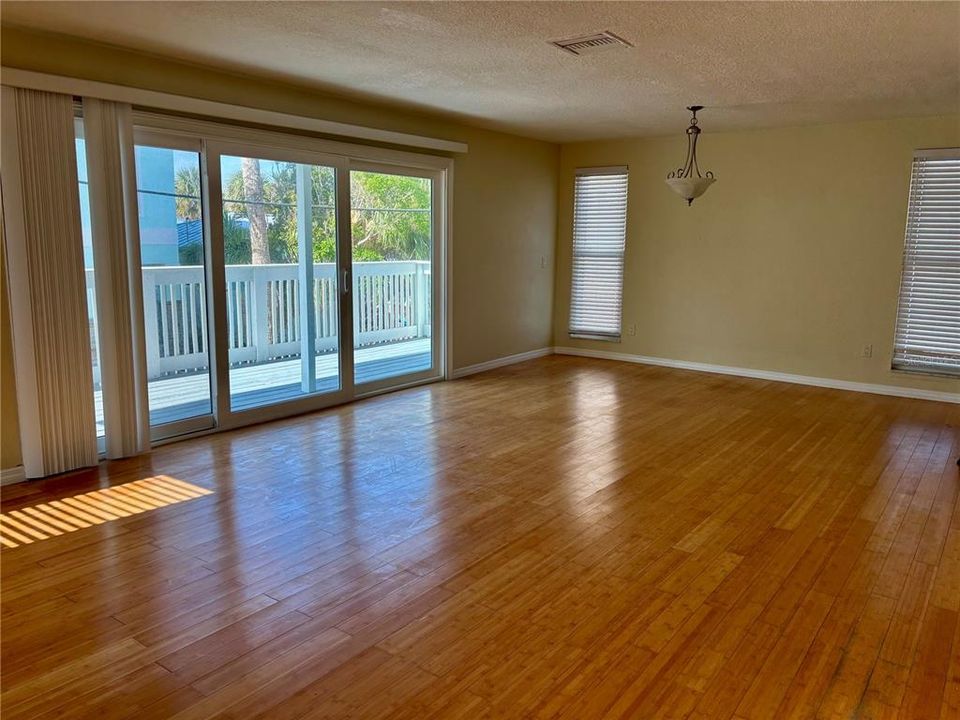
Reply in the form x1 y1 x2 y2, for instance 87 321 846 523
78 143 185 268
134 146 180 266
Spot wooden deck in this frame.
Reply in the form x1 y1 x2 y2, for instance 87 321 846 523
94 338 432 430
4 356 959 718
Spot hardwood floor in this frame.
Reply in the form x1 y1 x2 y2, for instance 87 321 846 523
2 355 958 719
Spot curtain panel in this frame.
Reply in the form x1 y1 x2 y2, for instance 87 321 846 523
1 87 98 477
83 98 151 457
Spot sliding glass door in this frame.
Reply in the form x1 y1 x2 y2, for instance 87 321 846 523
132 137 215 439
121 131 445 441
205 143 351 424
350 165 441 391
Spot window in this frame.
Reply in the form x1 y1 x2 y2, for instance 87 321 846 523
134 143 213 430
892 149 960 376
569 167 628 340
74 118 105 444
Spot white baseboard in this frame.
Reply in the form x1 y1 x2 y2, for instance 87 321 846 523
554 347 960 404
451 347 554 379
1 466 26 486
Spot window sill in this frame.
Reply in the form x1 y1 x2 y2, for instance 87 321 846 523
890 365 960 381
569 333 621 343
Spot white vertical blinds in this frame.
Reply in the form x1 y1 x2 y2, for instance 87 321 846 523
83 98 152 457
0 87 99 477
892 149 960 376
569 167 629 340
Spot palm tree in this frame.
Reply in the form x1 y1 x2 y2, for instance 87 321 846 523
241 157 270 265
174 167 201 221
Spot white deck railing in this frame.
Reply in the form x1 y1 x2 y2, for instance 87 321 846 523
86 261 430 381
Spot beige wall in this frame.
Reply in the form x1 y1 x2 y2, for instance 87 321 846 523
0 27 559 467
555 115 960 395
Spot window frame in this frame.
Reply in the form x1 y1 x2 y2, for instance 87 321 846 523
568 166 629 342
891 147 960 378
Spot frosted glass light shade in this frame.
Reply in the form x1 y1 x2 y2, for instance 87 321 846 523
665 176 715 205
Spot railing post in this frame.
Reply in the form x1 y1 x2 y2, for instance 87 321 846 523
86 269 101 386
415 262 427 338
296 165 316 392
252 267 270 363
141 269 160 380
352 269 361 349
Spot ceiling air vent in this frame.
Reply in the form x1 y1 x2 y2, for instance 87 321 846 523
551 31 633 56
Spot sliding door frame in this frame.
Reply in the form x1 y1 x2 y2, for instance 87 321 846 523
204 140 354 431
132 129 218 442
348 159 445 396
130 112 452 438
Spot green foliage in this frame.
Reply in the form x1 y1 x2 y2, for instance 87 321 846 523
217 163 431 265
223 214 251 265
174 167 202 221
178 242 202 266
173 167 202 264
351 172 431 261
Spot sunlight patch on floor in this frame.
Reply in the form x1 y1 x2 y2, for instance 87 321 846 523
0 476 213 549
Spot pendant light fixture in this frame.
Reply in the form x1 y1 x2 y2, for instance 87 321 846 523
666 105 716 205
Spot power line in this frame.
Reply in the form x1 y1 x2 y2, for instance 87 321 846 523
81 182 430 213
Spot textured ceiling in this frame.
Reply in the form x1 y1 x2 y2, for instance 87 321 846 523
2 1 959 142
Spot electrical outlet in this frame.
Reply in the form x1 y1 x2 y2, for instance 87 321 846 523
627 324 637 336
862 344 873 358
540 255 547 269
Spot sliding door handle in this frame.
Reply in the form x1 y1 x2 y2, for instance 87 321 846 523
342 269 350 295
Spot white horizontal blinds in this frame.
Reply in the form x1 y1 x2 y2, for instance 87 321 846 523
569 167 629 340
893 149 960 375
